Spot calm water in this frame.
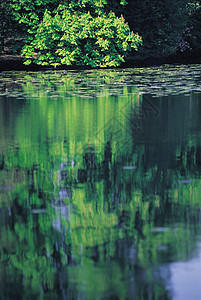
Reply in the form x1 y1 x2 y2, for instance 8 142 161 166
1 65 201 299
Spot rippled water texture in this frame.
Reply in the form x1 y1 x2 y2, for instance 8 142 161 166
1 65 201 299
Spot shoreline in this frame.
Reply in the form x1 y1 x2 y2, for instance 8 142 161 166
1 54 201 72
0 55 44 71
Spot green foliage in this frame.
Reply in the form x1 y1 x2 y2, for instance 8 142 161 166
3 0 201 64
21 8 142 67
10 0 142 67
11 0 59 27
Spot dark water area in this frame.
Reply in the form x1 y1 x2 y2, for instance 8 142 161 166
1 65 201 299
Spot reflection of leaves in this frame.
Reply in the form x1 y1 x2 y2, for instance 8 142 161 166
1 68 201 298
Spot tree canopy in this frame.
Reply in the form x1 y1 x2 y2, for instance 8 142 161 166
10 0 142 67
1 0 201 67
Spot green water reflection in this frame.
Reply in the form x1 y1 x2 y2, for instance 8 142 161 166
1 68 201 299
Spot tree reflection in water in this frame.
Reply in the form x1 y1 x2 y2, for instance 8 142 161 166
0 70 201 299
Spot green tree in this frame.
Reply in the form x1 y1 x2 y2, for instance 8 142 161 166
11 0 142 67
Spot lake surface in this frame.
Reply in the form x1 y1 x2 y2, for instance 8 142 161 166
1 65 201 299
